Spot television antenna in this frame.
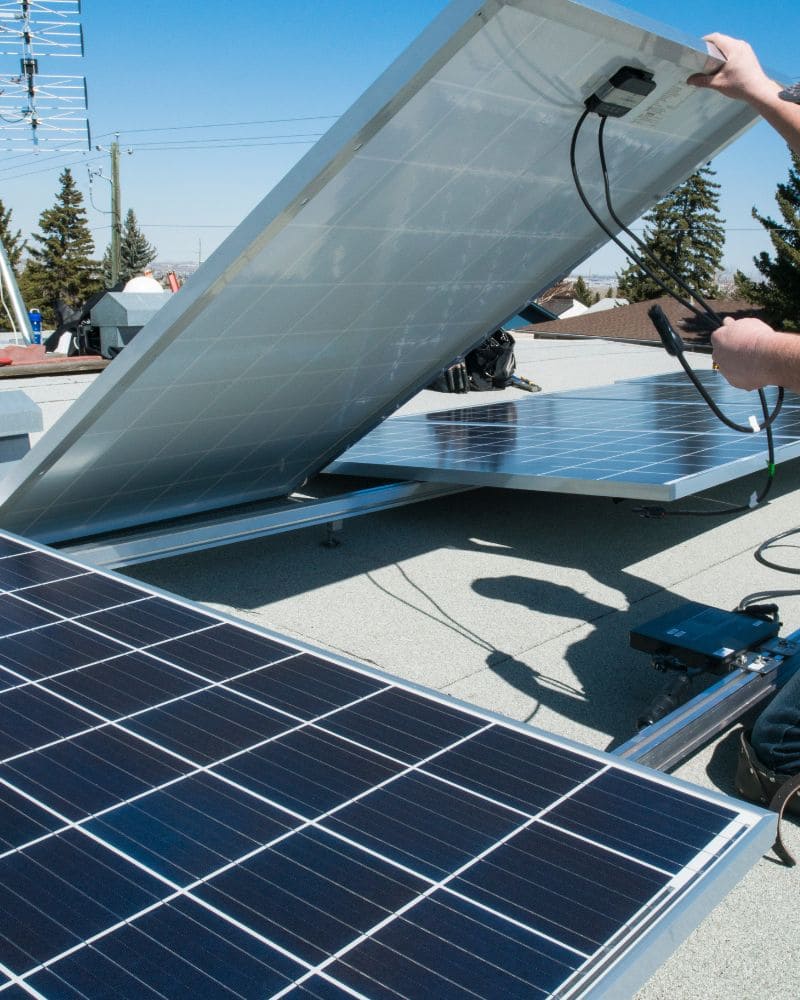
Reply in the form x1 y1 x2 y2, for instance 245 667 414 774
0 0 88 148
0 1 89 346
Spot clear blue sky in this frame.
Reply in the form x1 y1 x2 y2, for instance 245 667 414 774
1 0 797 279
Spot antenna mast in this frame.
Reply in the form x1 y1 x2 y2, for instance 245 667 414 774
0 0 89 148
0 0 88 344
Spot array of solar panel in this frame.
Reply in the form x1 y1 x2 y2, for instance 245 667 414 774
0 531 773 999
328 377 799 500
0 0 757 544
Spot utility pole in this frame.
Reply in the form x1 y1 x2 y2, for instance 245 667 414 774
110 136 122 285
89 134 130 283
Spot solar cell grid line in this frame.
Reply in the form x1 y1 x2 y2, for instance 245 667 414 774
0 531 777 999
420 395 800 435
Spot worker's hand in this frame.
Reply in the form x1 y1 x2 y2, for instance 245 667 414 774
687 34 778 106
711 316 779 390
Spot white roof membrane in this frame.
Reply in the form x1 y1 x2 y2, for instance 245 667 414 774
0 0 756 542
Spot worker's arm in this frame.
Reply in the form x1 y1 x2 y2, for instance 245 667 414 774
687 33 800 156
711 317 800 392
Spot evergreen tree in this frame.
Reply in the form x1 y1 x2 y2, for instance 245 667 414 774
617 166 725 303
0 199 25 274
572 276 599 307
734 150 800 330
19 168 101 323
102 208 158 286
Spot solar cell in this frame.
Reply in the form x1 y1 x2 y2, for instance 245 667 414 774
329 378 800 500
0 529 775 998
0 0 758 543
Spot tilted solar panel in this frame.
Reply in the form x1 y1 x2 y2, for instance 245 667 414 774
0 531 774 998
0 0 758 543
328 378 799 501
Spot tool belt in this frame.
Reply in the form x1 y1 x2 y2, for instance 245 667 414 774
735 729 800 865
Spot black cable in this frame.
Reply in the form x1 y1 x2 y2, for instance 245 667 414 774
597 117 722 327
569 110 712 324
594 117 784 433
594 115 784 430
667 338 783 434
570 108 782 516
738 589 800 611
755 527 800 575
634 385 776 518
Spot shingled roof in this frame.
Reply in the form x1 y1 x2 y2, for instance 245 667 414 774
522 295 769 349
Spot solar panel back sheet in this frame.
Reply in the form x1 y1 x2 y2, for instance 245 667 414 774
0 531 775 997
0 0 757 543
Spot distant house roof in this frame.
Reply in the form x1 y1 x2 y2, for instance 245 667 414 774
521 295 769 348
542 296 582 317
585 297 628 313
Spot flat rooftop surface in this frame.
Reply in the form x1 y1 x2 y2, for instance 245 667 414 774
2 336 798 997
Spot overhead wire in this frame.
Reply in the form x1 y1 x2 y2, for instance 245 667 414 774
91 113 340 140
0 118 334 182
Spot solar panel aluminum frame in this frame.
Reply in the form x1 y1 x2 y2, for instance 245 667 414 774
561 817 774 999
62 479 474 570
0 0 758 544
328 411 800 503
0 529 778 998
328 375 800 502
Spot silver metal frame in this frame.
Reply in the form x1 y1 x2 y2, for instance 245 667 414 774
0 0 758 543
616 635 800 771
0 238 33 344
330 445 800 503
570 808 775 999
62 480 472 568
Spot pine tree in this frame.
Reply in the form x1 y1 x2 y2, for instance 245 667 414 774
18 168 101 324
734 150 800 330
102 208 158 286
572 276 599 307
0 199 25 274
617 166 725 303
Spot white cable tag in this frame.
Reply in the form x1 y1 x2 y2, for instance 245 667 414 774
748 415 760 432
749 491 759 508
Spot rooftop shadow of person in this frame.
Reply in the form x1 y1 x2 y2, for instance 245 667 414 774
471 573 667 746
130 461 800 754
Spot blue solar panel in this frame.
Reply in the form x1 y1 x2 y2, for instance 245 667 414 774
0 530 774 998
328 378 800 501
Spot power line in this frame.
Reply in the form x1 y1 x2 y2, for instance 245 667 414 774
0 151 101 181
90 223 236 232
0 145 94 173
130 138 322 152
127 131 324 147
0 125 330 179
92 114 340 140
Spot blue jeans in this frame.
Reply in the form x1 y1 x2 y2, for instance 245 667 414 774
751 667 800 774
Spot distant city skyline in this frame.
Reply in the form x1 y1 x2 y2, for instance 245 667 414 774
0 1 796 280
